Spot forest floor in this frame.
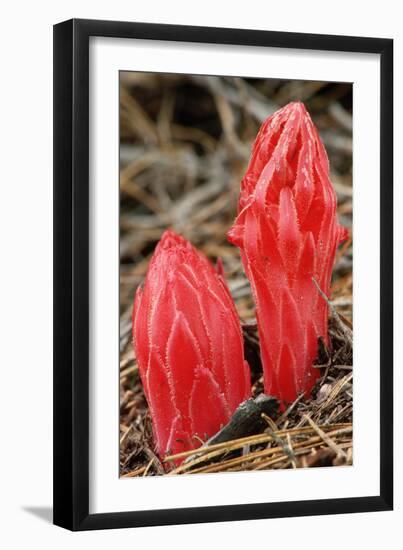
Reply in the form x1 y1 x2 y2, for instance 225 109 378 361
119 73 353 477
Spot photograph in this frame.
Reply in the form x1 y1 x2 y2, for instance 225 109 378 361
1 1 396 541
118 72 353 477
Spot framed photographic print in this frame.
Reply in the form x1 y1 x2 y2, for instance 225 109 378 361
53 18 393 531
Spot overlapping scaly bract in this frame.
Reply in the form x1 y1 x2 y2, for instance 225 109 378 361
132 230 251 460
228 102 347 403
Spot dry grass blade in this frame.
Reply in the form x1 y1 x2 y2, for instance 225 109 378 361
121 466 147 478
303 415 347 459
315 373 353 417
312 276 353 348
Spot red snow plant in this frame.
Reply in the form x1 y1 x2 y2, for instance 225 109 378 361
132 230 251 460
228 101 347 404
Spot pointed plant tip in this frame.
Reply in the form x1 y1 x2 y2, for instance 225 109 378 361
279 100 307 117
339 225 350 244
287 99 305 110
159 228 184 248
215 257 225 278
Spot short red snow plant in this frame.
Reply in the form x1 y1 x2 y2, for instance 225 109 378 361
132 230 251 461
228 101 347 404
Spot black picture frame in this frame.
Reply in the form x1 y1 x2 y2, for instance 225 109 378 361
53 18 393 531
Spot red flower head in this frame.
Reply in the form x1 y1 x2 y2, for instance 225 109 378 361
132 230 251 461
228 102 347 403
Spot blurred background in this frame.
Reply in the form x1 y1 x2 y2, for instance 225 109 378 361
119 73 353 476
